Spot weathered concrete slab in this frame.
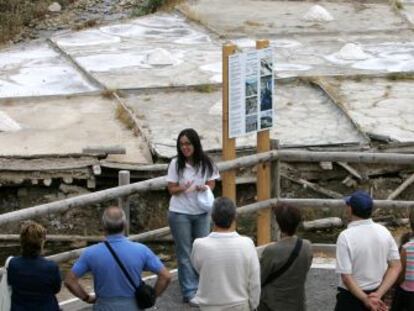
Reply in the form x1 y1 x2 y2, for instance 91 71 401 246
0 43 98 98
52 14 221 89
125 80 366 159
51 11 414 86
206 31 414 80
325 77 414 142
0 96 152 164
179 0 409 37
61 266 337 311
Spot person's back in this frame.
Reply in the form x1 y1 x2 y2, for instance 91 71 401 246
64 206 171 311
192 232 259 308
72 235 162 298
337 220 396 290
191 197 260 311
260 238 312 310
335 191 401 311
8 221 61 311
8 256 61 311
259 205 312 311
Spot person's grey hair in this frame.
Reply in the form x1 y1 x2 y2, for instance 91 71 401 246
102 206 126 234
211 197 236 229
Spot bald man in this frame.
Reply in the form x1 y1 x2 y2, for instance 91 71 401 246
65 206 171 311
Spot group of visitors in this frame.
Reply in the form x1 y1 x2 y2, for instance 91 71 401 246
2 128 414 311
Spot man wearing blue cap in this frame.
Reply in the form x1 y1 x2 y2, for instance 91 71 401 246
335 190 401 311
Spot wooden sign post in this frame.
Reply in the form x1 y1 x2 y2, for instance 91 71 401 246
256 39 271 245
222 44 237 203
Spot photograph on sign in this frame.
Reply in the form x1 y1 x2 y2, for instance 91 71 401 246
260 76 272 111
258 47 274 131
245 50 260 134
260 110 273 129
260 55 272 76
246 114 258 132
246 78 258 97
246 96 258 115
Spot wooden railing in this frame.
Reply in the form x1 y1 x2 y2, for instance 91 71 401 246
1 150 414 274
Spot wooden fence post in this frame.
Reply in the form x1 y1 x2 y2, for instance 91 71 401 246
222 44 237 203
256 39 271 245
271 140 281 241
118 170 130 235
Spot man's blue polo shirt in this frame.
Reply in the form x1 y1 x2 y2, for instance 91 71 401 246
72 234 164 298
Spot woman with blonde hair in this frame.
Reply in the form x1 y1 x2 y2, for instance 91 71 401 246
8 221 61 310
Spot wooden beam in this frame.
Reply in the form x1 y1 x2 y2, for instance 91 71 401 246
303 217 343 231
82 146 126 155
222 43 237 202
1 150 414 226
283 174 343 199
337 162 363 180
0 234 104 242
256 39 271 246
0 227 172 276
271 140 281 241
118 170 131 235
387 172 414 200
1 199 414 275
279 150 414 165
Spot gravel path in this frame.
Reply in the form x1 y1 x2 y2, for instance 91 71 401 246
62 268 338 311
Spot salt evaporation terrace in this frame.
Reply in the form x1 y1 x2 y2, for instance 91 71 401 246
1 0 414 310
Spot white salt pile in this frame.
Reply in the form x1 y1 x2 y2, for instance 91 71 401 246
336 43 370 60
146 48 175 66
0 111 21 132
303 5 334 23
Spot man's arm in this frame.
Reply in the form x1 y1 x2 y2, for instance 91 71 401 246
248 243 261 309
371 259 402 298
341 274 386 310
153 267 171 297
64 271 96 304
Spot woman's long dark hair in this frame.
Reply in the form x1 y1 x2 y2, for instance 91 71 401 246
175 128 214 178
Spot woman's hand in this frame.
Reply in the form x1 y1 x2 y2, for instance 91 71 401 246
196 185 208 192
183 181 194 192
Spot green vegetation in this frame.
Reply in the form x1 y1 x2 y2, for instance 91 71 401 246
391 0 404 10
0 0 78 44
131 0 183 17
131 0 165 17
194 84 215 93
386 73 414 81
115 104 135 130
0 0 47 43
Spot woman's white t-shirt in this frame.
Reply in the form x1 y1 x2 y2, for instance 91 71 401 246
167 158 220 215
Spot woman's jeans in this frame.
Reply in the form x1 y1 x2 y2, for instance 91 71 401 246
168 211 210 300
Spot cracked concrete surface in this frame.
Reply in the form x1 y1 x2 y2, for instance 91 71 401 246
178 0 410 36
52 14 221 88
326 77 414 142
125 80 366 158
0 96 151 163
0 43 98 98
